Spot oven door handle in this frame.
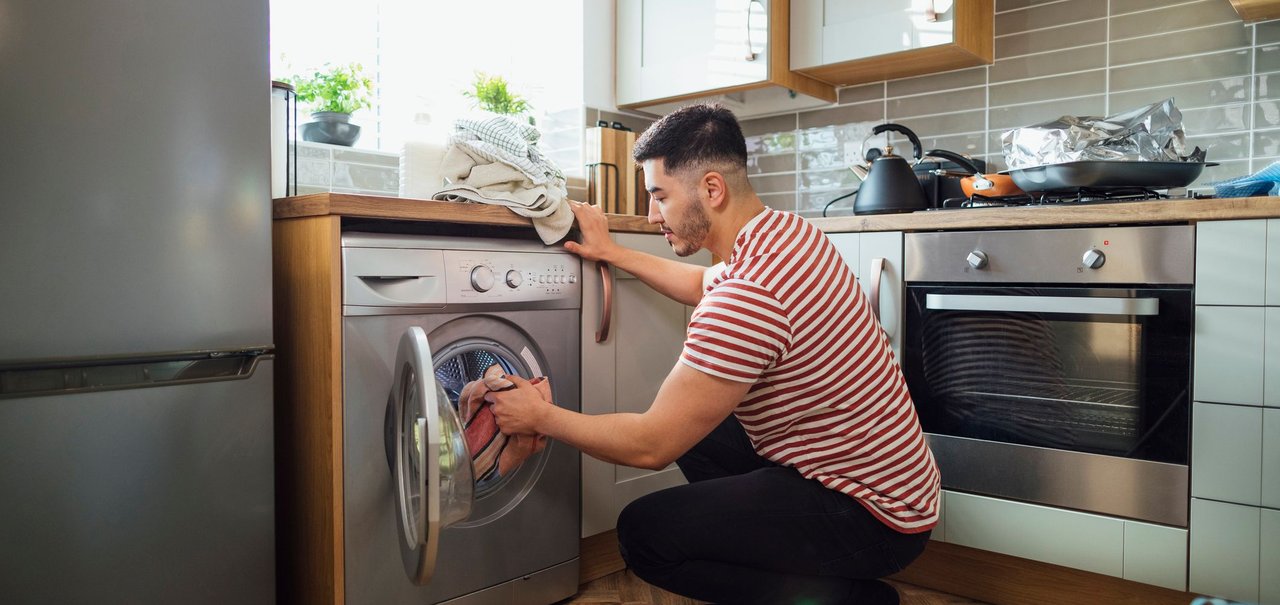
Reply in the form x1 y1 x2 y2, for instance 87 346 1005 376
925 294 1160 316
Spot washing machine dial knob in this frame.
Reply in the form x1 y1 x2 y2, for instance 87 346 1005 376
1082 248 1106 269
470 265 495 292
505 269 523 288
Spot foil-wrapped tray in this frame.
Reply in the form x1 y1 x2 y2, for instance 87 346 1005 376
1002 98 1203 170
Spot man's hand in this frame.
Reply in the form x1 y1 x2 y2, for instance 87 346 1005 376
564 200 620 262
486 374 556 436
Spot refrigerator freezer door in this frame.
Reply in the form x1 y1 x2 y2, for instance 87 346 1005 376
0 0 272 361
0 359 275 604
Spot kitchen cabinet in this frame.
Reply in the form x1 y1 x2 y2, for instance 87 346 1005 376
943 491 1188 591
790 0 993 86
1263 507 1280 605
1228 0 1280 22
616 0 835 113
1192 401 1264 506
826 231 905 358
580 232 711 537
1267 409 1280 509
1196 219 1267 306
1195 307 1265 405
1190 498 1261 604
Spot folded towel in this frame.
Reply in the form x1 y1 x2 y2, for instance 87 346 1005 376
451 114 565 187
434 144 573 244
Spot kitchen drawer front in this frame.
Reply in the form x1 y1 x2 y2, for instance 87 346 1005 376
1194 306 1265 405
1196 219 1266 306
944 491 1124 577
1122 521 1187 591
1189 498 1261 604
1192 401 1264 506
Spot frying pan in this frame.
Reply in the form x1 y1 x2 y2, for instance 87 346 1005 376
1004 160 1218 193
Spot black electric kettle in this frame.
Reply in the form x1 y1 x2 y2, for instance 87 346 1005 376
852 123 929 215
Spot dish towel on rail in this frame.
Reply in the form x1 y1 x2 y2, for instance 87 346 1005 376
432 114 571 244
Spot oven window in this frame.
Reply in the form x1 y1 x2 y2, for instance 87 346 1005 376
904 285 1192 465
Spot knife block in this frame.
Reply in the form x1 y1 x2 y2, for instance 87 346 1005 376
585 127 637 214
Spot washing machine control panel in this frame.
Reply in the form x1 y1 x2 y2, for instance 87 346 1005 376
445 250 581 303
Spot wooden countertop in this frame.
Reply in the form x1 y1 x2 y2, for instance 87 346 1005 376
272 193 659 233
274 193 1280 235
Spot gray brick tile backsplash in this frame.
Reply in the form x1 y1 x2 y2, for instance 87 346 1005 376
1261 21 1280 44
741 114 798 137
1110 49 1252 92
760 192 798 213
1109 0 1241 40
747 173 797 195
333 147 399 167
799 101 885 129
1111 0 1185 15
989 70 1105 107
995 21 1106 60
990 43 1106 83
1258 44 1280 75
888 87 985 120
748 153 796 175
1110 21 1250 66
837 83 885 105
885 67 987 98
333 162 398 193
1181 104 1251 134
989 96 1107 130
1254 129 1280 157
995 0 1107 36
1187 132 1251 160
1110 77 1249 112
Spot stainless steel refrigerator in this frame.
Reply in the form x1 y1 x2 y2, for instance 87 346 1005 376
0 0 275 603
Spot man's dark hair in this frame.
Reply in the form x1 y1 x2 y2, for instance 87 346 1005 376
632 103 748 175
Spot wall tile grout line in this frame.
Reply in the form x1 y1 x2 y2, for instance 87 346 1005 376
1105 0 1111 116
993 0 1075 17
994 17 1108 39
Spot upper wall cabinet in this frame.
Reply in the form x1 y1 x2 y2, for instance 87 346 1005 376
1228 0 1280 22
790 0 993 86
616 0 836 112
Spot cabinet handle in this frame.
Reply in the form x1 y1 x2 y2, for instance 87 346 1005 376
870 255 880 323
744 0 763 61
926 0 938 22
595 261 613 343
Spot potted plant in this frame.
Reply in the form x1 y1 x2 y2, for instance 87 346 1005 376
463 72 533 124
288 62 374 146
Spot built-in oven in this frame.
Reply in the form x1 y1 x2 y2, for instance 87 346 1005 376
903 225 1194 527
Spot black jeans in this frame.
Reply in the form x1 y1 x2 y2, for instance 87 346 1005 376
616 416 931 605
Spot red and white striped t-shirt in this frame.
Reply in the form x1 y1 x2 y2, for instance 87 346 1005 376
681 208 940 533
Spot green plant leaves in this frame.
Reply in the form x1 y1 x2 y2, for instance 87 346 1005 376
463 72 531 116
288 63 374 115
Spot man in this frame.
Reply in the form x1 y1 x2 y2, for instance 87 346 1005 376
486 103 939 605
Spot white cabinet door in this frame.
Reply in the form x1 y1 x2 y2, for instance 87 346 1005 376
616 0 768 107
1196 220 1267 306
807 0 956 68
1189 498 1261 604
580 232 710 537
944 491 1125 577
1262 507 1280 605
1192 401 1263 506
1122 521 1188 591
827 232 860 273
860 231 904 358
1194 306 1265 405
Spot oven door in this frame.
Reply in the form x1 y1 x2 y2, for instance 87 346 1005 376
904 284 1192 526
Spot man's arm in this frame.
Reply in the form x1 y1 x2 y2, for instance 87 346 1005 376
486 361 752 470
565 200 707 307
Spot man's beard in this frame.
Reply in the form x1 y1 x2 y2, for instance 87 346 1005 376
668 196 711 257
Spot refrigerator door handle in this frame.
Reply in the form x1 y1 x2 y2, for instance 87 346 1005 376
0 350 270 399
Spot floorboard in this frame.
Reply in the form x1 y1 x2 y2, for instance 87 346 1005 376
558 569 989 604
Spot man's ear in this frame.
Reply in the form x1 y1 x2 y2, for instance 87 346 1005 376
703 171 728 209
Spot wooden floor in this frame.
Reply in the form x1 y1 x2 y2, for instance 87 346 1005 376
559 569 989 605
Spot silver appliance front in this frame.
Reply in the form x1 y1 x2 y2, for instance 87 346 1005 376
340 234 580 605
904 225 1194 527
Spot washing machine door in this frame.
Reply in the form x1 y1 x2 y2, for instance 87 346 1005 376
389 326 474 586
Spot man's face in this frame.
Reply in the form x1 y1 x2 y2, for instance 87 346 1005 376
642 158 711 258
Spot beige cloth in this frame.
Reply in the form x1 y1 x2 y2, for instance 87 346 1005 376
433 144 573 244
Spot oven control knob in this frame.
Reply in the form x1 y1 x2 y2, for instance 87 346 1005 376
470 265 495 292
966 250 989 269
505 270 523 288
1082 249 1106 269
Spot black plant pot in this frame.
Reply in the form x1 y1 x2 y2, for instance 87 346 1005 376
301 111 361 146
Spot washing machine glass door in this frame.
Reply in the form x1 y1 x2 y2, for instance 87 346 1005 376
390 326 474 586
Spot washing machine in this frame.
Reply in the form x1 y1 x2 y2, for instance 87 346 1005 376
340 233 581 605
